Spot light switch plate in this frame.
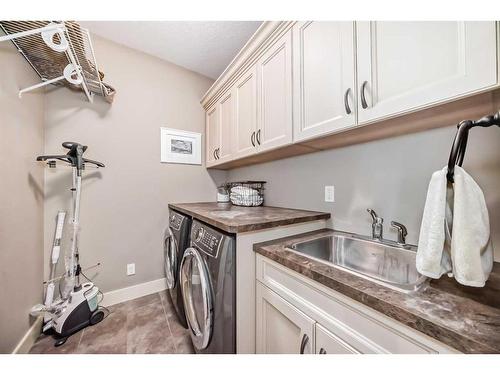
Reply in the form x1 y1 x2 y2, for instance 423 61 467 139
325 186 335 202
127 263 135 276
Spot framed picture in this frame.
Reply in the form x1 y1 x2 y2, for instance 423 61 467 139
160 127 202 165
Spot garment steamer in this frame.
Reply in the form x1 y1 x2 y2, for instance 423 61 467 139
31 142 106 346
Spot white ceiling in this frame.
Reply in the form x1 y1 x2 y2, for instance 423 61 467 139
80 21 262 79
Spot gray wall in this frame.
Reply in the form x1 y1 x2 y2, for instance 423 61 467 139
43 35 225 293
0 42 45 352
229 124 500 261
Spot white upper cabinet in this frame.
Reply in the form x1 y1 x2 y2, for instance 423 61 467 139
293 21 357 142
205 104 219 167
218 90 234 162
356 21 498 124
257 30 293 152
233 65 258 159
202 21 498 168
205 91 234 166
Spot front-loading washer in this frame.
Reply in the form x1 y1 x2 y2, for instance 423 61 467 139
164 209 192 328
180 220 236 353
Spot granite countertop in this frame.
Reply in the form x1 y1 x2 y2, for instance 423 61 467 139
168 202 330 233
254 229 500 354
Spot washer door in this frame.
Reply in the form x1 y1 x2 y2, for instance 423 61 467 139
180 247 213 350
163 227 177 289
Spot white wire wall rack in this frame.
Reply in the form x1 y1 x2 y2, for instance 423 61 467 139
0 21 115 103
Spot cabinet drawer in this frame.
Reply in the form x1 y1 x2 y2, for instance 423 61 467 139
256 255 456 353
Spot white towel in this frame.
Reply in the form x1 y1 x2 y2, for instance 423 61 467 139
451 166 493 287
417 166 493 287
416 167 452 278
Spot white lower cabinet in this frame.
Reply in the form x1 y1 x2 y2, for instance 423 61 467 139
256 282 359 355
256 282 314 354
315 323 359 354
255 255 459 354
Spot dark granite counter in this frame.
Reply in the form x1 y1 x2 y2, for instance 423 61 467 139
254 229 500 354
168 202 330 233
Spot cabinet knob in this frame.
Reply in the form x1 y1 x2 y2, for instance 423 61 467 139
256 129 261 145
360 81 369 109
213 148 221 160
299 333 309 354
344 88 352 115
251 131 256 147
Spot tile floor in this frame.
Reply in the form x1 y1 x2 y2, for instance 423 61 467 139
29 291 194 354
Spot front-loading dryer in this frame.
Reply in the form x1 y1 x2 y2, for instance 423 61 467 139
180 220 236 353
164 210 192 328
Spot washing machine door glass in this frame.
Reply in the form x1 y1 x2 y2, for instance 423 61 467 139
180 247 213 350
163 227 177 289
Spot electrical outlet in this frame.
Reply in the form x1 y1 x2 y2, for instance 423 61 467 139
127 263 135 276
325 186 335 202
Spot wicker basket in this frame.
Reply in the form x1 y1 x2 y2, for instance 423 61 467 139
229 181 266 207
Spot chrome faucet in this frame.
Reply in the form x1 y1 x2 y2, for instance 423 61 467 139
367 209 383 241
391 221 408 245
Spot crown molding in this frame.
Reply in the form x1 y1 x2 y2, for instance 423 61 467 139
201 21 295 109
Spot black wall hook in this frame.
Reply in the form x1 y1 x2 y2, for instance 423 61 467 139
446 111 500 183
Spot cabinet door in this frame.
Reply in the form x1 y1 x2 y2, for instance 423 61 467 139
233 66 258 158
218 90 234 162
356 21 498 124
205 104 219 166
293 21 357 142
256 282 315 354
315 324 359 354
257 30 293 152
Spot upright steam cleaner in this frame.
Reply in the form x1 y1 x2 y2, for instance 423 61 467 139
31 142 106 346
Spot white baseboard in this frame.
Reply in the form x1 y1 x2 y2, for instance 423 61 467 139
101 278 167 307
12 316 43 354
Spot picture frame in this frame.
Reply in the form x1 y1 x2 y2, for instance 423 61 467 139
160 127 202 165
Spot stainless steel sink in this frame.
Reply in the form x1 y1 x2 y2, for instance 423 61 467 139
287 232 427 293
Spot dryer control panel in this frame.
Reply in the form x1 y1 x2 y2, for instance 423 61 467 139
169 212 184 231
191 221 223 258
